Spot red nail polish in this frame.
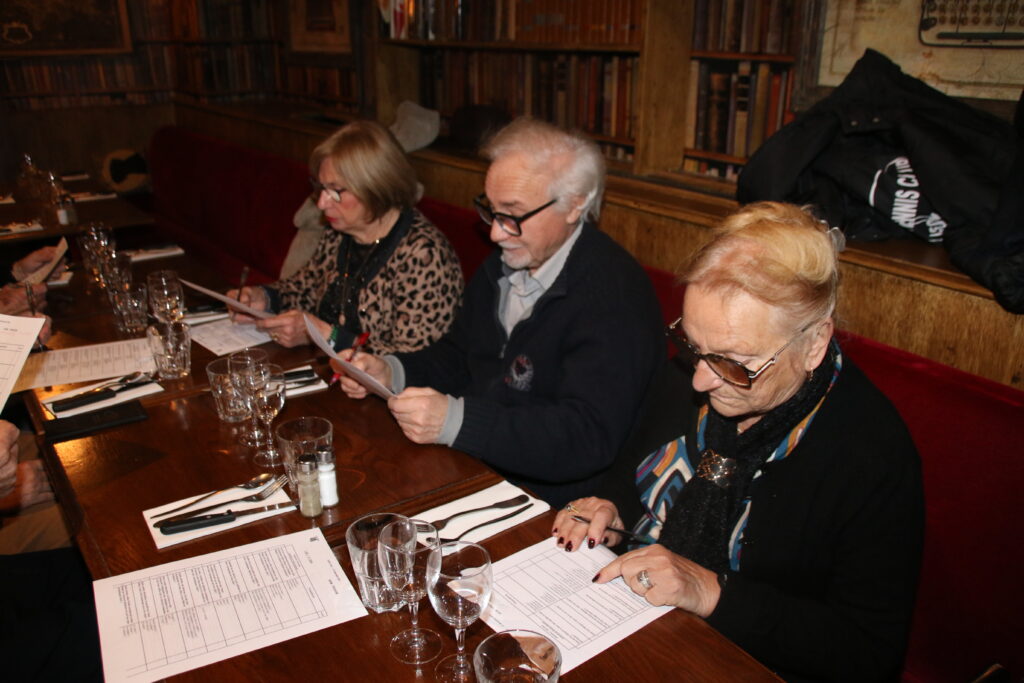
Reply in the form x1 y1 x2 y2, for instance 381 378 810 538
565 541 573 551
592 573 600 582
587 538 595 549
557 536 564 546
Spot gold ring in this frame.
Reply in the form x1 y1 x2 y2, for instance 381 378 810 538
564 502 578 513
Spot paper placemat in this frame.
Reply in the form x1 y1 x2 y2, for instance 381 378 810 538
143 483 295 549
413 481 550 543
0 220 43 234
43 379 164 418
188 317 272 356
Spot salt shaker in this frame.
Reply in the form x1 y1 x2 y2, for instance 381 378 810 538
317 449 339 508
296 454 323 518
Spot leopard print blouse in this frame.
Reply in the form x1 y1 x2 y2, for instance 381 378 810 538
267 208 464 354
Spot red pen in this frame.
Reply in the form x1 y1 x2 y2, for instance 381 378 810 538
330 332 370 385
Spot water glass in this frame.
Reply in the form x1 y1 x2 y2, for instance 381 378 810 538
147 269 185 322
146 321 191 379
275 416 332 495
344 512 407 613
428 541 493 682
228 348 269 447
76 223 115 286
205 357 251 423
101 250 133 294
473 630 561 683
112 283 149 335
253 364 286 468
379 518 443 665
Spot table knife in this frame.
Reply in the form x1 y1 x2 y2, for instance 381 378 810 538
51 382 153 413
158 502 296 535
283 368 316 381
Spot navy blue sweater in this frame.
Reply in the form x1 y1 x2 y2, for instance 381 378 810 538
397 224 664 507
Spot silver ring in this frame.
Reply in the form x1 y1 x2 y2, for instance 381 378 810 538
637 569 654 591
564 502 578 513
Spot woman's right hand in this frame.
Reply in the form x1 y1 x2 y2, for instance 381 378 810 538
332 351 392 400
225 286 268 321
551 497 624 552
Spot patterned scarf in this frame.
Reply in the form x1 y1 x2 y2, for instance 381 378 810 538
654 342 840 573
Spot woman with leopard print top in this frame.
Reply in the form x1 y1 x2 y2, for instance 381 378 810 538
228 120 464 354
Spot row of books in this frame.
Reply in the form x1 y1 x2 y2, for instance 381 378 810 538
129 0 274 41
1 49 172 96
386 0 645 46
3 91 173 113
683 59 792 159
280 65 359 105
421 51 638 144
692 0 794 54
174 43 279 97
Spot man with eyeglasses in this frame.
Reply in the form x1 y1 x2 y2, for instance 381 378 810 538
336 117 663 507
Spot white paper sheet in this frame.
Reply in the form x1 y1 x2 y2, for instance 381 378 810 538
13 338 155 393
303 314 395 399
0 314 45 411
71 191 117 202
20 237 68 285
413 481 549 543
180 278 272 319
124 245 185 263
93 529 367 683
483 538 672 674
188 317 272 356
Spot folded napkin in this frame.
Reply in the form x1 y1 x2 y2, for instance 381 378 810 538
70 191 116 203
61 172 90 182
43 379 164 418
182 311 229 325
0 194 13 205
143 485 295 549
0 220 43 234
47 271 73 288
284 365 328 398
125 245 185 262
413 481 550 543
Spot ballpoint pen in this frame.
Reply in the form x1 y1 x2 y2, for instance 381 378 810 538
570 515 646 543
236 265 249 302
330 331 370 385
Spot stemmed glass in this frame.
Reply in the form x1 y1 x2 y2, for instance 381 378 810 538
227 348 268 448
147 269 185 322
427 541 493 682
252 363 286 468
378 519 443 665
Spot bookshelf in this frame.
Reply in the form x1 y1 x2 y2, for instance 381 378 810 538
375 0 690 176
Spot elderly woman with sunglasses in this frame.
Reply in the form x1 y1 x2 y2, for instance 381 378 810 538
554 202 924 683
228 120 463 353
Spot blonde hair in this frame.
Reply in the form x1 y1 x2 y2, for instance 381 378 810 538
481 117 605 222
310 120 418 222
683 202 840 329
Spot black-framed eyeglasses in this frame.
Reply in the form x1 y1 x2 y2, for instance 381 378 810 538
310 178 347 202
665 316 809 388
473 193 557 236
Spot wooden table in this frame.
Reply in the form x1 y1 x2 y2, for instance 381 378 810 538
22 250 779 682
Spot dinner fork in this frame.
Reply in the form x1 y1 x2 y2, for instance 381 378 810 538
433 503 534 544
153 476 287 528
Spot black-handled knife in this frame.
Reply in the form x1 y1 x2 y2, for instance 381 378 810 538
158 502 297 535
51 382 152 413
283 369 316 381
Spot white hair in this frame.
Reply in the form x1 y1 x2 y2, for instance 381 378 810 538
481 117 605 222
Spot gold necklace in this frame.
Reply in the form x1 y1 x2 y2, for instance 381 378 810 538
338 236 382 315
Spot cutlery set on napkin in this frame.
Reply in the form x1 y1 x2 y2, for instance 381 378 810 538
44 372 164 418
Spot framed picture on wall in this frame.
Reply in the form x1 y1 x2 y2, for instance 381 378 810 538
0 0 131 56
290 0 352 54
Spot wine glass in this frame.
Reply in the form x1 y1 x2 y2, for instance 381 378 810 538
227 348 268 448
147 269 185 322
378 518 443 665
427 541 493 682
473 629 561 683
253 363 286 468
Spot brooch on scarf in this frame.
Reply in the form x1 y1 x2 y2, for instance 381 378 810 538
695 449 736 488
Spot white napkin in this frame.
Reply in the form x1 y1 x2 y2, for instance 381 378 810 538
47 271 73 288
0 195 14 205
70 191 116 202
182 311 229 325
43 379 164 418
284 364 328 398
125 245 185 262
143 485 295 549
413 481 549 543
0 220 43 234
